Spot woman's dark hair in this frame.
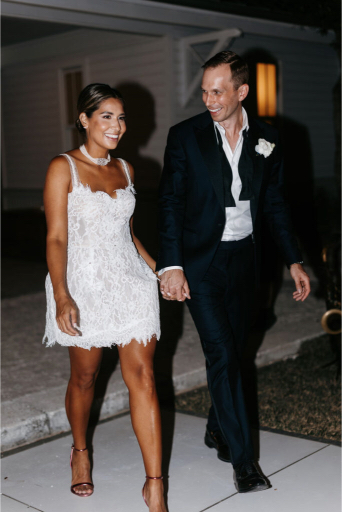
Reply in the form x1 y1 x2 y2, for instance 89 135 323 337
75 83 124 134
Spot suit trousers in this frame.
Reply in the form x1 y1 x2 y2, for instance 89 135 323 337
186 235 255 466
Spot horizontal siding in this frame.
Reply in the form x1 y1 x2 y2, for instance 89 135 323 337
2 24 338 202
2 66 61 189
2 30 164 194
2 29 156 67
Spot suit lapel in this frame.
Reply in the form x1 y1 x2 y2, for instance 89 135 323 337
247 119 264 223
194 121 225 212
193 114 265 219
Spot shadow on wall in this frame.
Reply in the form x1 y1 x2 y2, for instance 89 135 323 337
113 81 162 260
114 81 161 192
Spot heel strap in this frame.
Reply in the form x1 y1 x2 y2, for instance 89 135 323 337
145 475 163 480
72 445 88 452
70 445 88 468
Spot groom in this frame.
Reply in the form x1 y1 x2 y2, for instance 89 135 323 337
156 51 310 492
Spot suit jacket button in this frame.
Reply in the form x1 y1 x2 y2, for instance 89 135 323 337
218 223 222 226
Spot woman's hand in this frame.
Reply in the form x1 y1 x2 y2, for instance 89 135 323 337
55 295 80 336
159 269 190 301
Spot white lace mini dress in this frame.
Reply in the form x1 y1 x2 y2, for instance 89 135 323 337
43 155 160 350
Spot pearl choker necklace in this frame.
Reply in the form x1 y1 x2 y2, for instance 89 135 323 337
79 144 111 166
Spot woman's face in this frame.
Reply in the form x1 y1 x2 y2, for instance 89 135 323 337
80 98 126 151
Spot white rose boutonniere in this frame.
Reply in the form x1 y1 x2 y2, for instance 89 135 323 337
255 138 275 158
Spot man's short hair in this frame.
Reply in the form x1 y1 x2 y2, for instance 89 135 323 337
202 51 249 90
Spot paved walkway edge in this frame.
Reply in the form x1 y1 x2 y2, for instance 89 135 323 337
1 367 207 453
1 333 324 453
255 331 326 366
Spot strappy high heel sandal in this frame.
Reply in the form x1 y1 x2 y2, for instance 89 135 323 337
142 475 164 507
70 445 94 497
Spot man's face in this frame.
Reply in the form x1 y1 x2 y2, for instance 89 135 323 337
201 64 248 123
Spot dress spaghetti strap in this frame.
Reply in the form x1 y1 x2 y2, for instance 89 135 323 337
60 153 80 189
60 154 131 190
117 158 132 186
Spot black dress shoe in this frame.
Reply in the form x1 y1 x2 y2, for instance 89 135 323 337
204 427 231 463
234 461 270 493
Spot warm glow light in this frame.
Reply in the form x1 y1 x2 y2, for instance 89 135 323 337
257 63 277 117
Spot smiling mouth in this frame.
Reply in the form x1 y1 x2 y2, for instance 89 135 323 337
105 134 119 140
208 108 222 113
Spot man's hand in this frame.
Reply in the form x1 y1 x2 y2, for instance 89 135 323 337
159 269 191 301
290 263 311 302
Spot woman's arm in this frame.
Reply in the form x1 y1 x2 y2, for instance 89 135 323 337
125 161 156 272
44 156 79 336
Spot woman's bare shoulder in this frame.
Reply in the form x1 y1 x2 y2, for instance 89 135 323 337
46 155 71 183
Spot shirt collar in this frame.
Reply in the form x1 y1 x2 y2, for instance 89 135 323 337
214 107 249 136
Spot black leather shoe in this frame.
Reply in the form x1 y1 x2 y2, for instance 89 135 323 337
234 461 270 493
204 427 231 463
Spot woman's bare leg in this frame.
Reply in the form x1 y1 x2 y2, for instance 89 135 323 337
118 337 167 512
65 346 103 495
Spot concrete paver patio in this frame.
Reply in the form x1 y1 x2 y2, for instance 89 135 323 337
1 412 340 512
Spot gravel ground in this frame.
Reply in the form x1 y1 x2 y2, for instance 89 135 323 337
175 336 341 442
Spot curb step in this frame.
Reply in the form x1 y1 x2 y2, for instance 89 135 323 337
1 332 324 453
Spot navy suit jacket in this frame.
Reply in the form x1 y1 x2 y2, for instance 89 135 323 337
156 110 302 292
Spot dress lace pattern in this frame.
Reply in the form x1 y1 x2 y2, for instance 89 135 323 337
43 155 160 350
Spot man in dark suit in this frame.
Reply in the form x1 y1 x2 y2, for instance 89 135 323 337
156 51 310 493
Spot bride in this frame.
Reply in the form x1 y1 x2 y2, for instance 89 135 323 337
43 83 167 511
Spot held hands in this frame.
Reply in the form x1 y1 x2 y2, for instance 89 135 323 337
290 263 311 302
55 294 80 336
159 269 191 302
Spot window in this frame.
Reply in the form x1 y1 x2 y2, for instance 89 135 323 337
256 63 277 118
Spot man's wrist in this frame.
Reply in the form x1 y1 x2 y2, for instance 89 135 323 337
288 261 304 269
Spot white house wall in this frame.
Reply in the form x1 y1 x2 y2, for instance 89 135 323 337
2 29 163 208
2 59 63 190
2 26 339 209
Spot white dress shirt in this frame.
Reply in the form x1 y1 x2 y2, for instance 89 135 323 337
158 108 253 276
215 107 253 241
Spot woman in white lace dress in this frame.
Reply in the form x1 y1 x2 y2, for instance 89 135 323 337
43 84 166 511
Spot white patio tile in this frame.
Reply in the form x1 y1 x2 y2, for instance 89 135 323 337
1 413 338 512
1 494 40 512
210 444 341 512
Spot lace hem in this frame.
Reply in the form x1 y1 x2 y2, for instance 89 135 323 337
42 323 161 351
